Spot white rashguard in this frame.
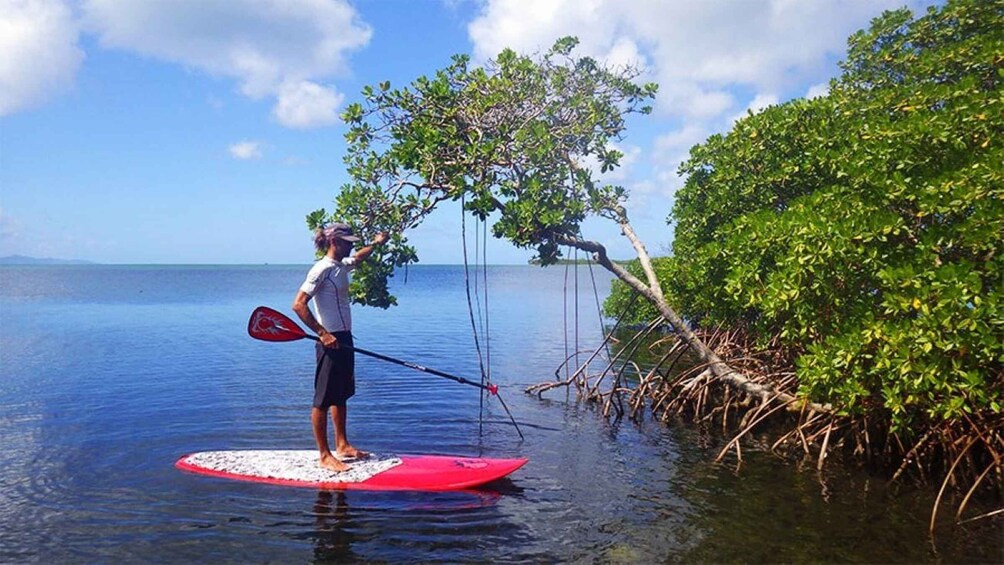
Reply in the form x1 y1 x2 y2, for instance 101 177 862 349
299 256 358 333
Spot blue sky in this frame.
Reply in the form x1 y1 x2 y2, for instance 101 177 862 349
1 0 936 265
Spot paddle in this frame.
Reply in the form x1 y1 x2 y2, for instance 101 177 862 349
248 306 524 437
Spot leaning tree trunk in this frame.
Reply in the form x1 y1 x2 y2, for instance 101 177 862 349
555 205 830 414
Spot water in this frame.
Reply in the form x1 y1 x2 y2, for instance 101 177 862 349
1 265 1000 562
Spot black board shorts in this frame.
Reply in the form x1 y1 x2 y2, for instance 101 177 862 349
314 332 355 408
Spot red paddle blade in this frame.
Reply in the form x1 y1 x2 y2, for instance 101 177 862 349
248 306 308 342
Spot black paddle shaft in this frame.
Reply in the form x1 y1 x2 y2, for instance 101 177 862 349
304 334 498 395
260 304 522 438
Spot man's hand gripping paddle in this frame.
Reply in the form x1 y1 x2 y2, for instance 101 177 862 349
248 306 522 438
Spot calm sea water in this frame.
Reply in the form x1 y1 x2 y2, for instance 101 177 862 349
0 265 1000 562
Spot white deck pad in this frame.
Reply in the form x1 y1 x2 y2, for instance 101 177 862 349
182 450 402 484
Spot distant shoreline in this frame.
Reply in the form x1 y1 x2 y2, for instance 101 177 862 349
0 255 95 265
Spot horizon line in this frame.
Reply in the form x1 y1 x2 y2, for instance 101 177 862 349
0 261 616 267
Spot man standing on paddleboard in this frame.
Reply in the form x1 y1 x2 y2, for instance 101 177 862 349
293 223 388 473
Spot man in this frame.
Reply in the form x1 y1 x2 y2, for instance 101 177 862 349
293 222 388 473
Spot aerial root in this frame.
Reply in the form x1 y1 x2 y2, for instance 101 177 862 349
527 325 1004 528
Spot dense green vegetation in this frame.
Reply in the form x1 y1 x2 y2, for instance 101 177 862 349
608 0 1002 432
313 37 656 308
314 0 1000 485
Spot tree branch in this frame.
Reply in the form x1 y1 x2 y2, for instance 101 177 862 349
553 231 830 413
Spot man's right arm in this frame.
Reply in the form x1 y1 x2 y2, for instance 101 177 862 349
292 291 338 348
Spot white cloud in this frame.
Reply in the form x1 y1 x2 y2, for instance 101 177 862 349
272 79 342 129
469 0 648 71
467 0 937 209
0 0 84 116
729 92 780 125
80 0 371 127
747 93 779 114
579 142 641 184
652 123 709 195
2 0 371 125
468 0 924 121
604 37 646 72
606 143 641 183
622 179 659 218
228 140 263 160
0 0 369 127
654 124 707 160
660 84 734 120
806 82 830 99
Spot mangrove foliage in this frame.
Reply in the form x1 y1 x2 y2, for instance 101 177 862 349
606 0 1003 514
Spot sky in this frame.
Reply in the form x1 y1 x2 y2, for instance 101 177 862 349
0 0 938 265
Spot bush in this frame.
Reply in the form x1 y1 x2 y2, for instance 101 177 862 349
616 0 1004 431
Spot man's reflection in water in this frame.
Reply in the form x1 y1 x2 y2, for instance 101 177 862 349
309 485 512 561
312 490 356 561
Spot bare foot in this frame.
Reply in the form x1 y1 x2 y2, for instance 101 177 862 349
335 446 369 461
319 453 350 473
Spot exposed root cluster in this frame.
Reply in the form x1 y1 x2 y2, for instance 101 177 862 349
526 321 1003 531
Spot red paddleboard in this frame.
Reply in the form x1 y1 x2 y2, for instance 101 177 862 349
175 450 527 491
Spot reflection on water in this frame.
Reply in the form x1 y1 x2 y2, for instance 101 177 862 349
309 488 509 562
0 265 1000 562
312 491 354 561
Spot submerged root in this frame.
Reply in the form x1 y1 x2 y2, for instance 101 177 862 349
526 326 1004 530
